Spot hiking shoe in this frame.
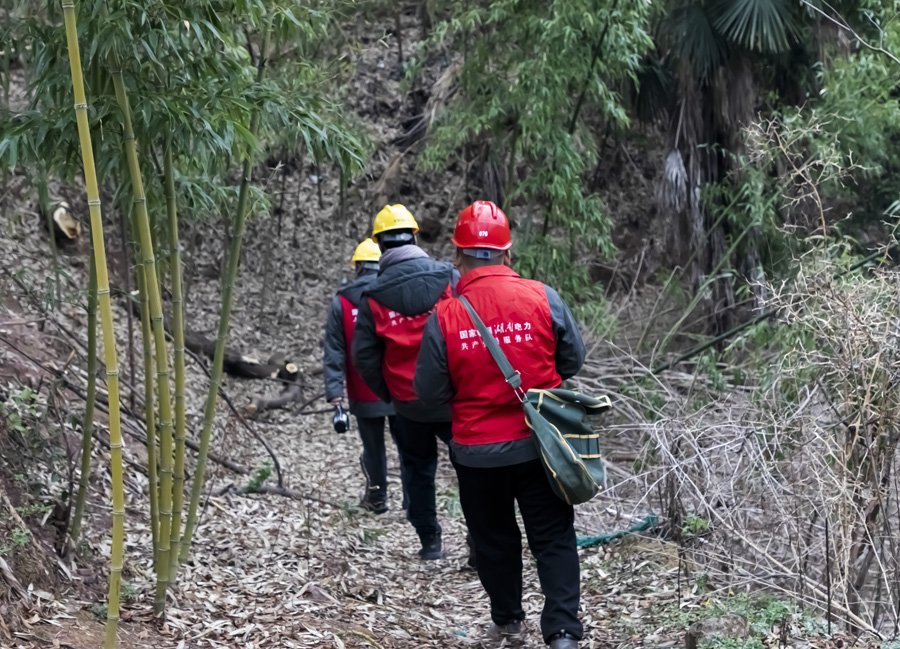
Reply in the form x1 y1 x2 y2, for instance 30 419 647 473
466 531 477 569
548 631 579 648
418 532 442 560
486 621 522 642
359 488 388 515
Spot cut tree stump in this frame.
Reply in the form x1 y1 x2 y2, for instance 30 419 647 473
246 360 304 416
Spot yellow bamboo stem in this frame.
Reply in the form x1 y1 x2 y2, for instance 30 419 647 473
60 3 125 647
109 59 175 615
164 133 187 583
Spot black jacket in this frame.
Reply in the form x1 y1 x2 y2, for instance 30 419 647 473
352 250 459 422
323 272 395 419
414 280 586 467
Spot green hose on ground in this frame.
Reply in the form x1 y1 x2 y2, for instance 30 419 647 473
577 513 659 548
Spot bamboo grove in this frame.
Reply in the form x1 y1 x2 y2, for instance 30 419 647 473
0 0 370 645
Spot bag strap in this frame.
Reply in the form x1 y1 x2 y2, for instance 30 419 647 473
459 295 526 402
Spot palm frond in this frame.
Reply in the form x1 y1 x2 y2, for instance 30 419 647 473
632 54 675 123
711 0 797 53
664 3 727 83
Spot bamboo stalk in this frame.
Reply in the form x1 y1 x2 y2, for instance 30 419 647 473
181 28 272 562
567 0 619 135
37 174 62 307
118 202 136 412
164 133 187 583
134 218 159 569
69 252 97 543
109 58 175 614
60 3 126 647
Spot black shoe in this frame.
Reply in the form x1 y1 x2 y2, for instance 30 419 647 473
548 631 579 648
487 621 522 643
466 531 477 569
418 532 442 560
358 453 388 514
359 488 388 515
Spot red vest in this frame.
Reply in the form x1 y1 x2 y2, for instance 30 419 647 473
434 266 560 445
340 296 380 402
369 285 452 401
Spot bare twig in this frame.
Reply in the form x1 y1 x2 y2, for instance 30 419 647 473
800 0 900 67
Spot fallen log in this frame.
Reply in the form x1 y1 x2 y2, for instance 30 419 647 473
247 361 304 416
123 293 297 380
183 330 290 379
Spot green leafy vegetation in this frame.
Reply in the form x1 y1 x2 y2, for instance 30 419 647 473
1 385 40 435
411 0 652 316
247 462 273 492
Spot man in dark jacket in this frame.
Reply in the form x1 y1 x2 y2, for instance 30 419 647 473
414 201 586 649
352 204 460 561
323 238 405 514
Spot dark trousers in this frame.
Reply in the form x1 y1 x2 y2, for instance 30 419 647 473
356 415 403 500
392 414 453 537
456 459 582 642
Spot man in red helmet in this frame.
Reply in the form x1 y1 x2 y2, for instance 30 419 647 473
414 201 586 649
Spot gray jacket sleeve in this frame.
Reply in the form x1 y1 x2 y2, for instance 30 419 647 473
322 295 346 402
351 297 391 403
545 285 586 379
414 312 455 406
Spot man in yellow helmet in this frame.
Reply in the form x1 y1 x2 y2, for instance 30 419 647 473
323 238 406 514
352 204 465 561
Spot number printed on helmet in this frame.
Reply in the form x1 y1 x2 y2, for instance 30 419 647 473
479 230 488 237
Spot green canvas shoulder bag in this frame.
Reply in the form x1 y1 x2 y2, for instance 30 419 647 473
459 296 611 505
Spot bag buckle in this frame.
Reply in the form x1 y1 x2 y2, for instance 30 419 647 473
506 371 526 403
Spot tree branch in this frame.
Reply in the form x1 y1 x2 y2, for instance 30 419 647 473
801 0 900 67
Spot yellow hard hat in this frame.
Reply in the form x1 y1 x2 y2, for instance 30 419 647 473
351 238 381 266
372 204 419 237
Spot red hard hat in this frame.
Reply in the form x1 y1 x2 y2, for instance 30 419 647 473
451 201 512 250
